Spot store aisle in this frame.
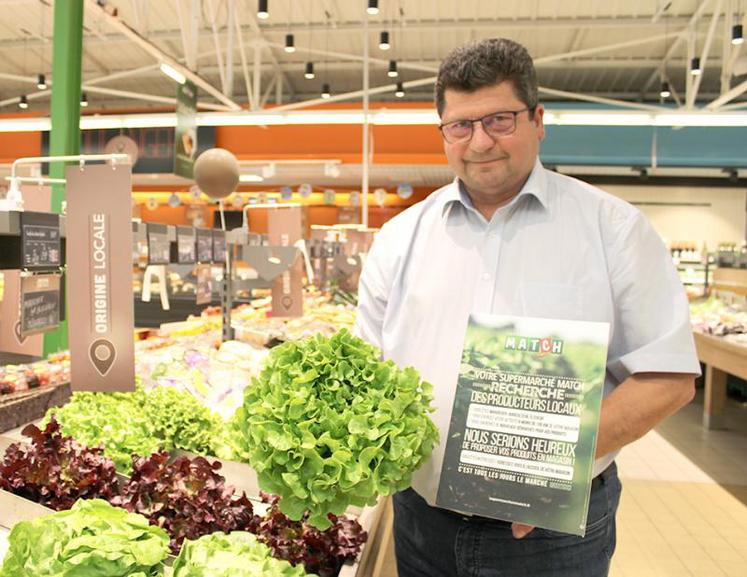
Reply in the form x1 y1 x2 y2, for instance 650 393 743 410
379 393 747 577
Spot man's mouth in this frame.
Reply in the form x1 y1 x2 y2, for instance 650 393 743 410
467 157 507 165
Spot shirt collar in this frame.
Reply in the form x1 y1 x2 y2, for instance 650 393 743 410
441 159 549 219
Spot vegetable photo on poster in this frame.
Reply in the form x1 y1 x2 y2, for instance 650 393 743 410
436 314 609 536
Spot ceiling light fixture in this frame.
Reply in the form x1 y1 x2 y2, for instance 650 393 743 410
395 82 404 98
257 0 269 19
160 62 186 84
659 81 671 98
733 24 744 45
379 31 390 50
304 62 315 79
36 73 47 89
690 57 701 75
80 92 88 107
18 95 28 109
367 0 379 15
284 33 295 52
387 60 399 77
321 83 331 99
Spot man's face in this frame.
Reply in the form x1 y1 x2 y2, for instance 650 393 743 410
440 82 545 198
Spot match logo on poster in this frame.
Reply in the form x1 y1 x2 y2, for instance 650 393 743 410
504 335 563 355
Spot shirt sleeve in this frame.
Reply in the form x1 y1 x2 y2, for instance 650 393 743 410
354 226 394 351
606 210 702 382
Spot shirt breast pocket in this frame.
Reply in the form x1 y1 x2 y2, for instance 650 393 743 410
515 281 584 320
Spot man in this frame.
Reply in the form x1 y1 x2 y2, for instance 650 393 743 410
355 38 700 577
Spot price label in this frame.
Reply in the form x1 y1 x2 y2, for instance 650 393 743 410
196 228 213 263
21 212 61 269
147 223 171 265
20 273 61 337
176 226 196 264
213 230 227 263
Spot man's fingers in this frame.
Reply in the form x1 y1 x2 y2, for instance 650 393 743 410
511 522 535 539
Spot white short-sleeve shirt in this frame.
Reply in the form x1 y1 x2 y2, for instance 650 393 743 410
355 160 701 506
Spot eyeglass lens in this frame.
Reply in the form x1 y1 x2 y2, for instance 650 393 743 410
442 111 521 142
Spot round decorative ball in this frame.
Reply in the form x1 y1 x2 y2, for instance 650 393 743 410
193 148 240 199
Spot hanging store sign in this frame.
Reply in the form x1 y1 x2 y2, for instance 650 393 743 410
146 223 171 265
212 230 227 263
20 273 61 338
268 206 303 317
176 226 196 264
66 164 135 392
174 80 198 178
20 212 61 270
196 228 213 262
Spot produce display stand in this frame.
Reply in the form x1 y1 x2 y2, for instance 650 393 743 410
0 383 70 435
0 435 387 577
693 330 747 429
695 266 747 429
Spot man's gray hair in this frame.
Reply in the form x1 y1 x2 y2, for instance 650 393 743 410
435 38 538 117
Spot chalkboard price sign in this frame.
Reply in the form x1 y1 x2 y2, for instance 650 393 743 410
147 223 171 265
176 226 196 264
20 274 61 337
213 230 226 263
21 212 61 270
196 228 213 263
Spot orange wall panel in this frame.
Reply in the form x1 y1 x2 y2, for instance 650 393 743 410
0 131 41 163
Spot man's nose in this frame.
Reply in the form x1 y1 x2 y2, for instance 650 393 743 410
469 121 497 152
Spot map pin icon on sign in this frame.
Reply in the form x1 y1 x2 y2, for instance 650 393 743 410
90 339 116 376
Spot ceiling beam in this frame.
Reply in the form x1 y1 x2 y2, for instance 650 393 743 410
687 0 723 108
85 0 241 110
0 15 704 52
640 0 714 97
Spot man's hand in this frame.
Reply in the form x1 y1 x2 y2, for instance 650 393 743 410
511 522 535 539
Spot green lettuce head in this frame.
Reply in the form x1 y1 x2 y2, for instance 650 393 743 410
234 329 438 528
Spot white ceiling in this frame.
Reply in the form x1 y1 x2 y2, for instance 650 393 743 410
0 0 745 113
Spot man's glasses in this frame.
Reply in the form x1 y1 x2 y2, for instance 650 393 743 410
439 108 534 143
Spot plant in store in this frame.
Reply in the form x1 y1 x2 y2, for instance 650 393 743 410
0 419 119 511
111 451 258 554
45 384 226 474
0 498 170 577
255 492 367 577
143 384 224 456
45 387 161 474
233 329 439 529
170 531 312 577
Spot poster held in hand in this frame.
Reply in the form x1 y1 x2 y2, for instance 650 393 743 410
436 313 609 536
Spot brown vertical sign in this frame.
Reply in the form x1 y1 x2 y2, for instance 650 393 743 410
268 206 303 317
66 164 135 392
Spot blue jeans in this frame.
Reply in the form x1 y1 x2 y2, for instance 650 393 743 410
393 463 621 577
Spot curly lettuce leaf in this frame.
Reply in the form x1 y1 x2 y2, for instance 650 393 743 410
234 329 438 528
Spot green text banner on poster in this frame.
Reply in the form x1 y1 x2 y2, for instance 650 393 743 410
436 314 609 536
66 164 135 392
174 80 197 178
